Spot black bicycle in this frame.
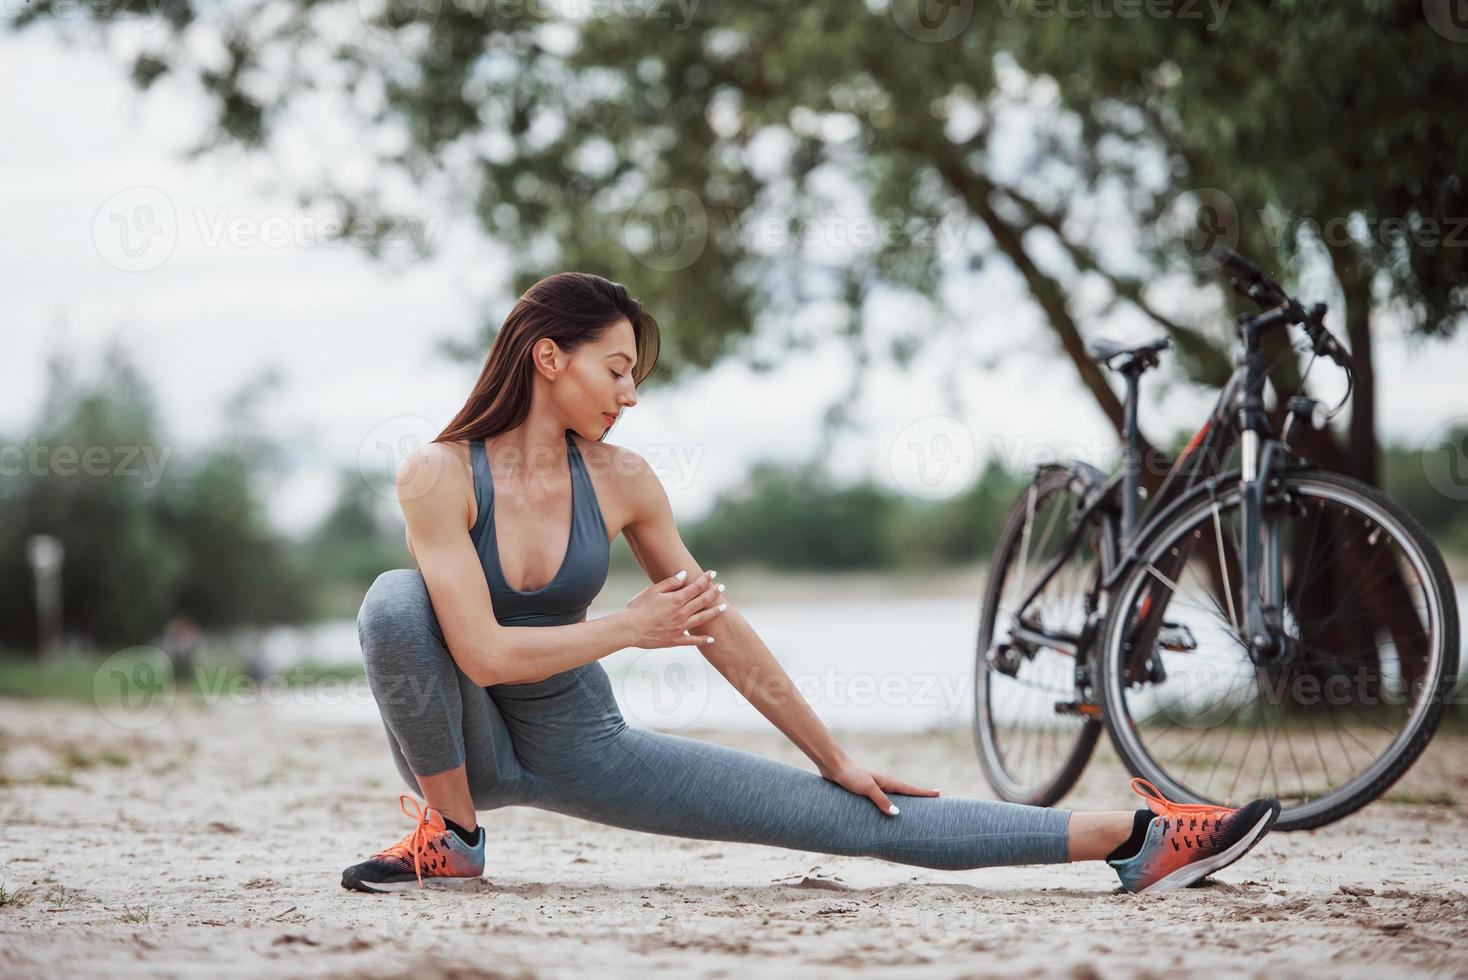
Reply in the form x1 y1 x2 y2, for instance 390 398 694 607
974 248 1460 830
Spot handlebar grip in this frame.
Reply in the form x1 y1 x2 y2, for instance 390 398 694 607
1247 307 1293 333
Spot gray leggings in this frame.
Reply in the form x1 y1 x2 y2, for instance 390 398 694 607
357 569 1071 871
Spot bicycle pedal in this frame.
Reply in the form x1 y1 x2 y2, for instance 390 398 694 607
1053 700 1101 718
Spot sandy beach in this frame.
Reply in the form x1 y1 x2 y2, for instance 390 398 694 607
1 693 1466 979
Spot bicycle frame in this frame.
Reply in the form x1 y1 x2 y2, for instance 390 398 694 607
1003 315 1311 675
1007 366 1242 631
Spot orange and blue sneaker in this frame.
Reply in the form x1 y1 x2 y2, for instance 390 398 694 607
341 794 485 893
1108 777 1280 894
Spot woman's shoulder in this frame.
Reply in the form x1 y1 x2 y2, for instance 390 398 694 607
396 439 477 527
570 432 656 488
570 433 663 530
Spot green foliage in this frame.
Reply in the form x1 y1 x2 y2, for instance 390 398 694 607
1382 425 1468 555
0 344 313 652
294 471 413 618
682 458 1029 571
12 0 1461 489
683 463 900 570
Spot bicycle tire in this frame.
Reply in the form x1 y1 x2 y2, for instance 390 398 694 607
1097 467 1460 830
974 467 1104 806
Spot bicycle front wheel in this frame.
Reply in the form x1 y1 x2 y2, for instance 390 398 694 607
1098 468 1460 830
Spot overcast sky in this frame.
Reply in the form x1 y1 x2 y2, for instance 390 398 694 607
5 24 1465 538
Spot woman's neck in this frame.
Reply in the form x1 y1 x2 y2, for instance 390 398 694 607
486 415 569 479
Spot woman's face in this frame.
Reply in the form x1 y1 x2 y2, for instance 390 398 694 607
555 316 639 440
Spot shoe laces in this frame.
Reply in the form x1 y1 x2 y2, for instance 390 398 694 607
1129 777 1234 834
376 794 444 889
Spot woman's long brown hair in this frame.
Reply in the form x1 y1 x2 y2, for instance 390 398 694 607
434 273 661 446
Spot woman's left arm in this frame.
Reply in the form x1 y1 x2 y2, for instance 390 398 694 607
618 450 940 816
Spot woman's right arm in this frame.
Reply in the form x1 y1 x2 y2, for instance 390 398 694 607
395 444 723 686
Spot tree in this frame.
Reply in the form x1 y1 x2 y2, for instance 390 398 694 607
14 0 1462 487
0 343 313 653
15 0 1461 693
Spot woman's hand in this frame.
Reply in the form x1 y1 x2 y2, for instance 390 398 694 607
818 753 941 816
624 569 727 648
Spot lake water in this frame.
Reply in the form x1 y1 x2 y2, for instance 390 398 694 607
260 586 1468 734
258 594 988 733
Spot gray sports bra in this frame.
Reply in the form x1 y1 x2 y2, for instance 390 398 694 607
468 430 611 627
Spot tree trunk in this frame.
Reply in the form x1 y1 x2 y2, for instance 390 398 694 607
1326 242 1379 486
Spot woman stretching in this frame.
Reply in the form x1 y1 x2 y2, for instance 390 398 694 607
344 273 1279 897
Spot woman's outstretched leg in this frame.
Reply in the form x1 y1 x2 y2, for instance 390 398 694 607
488 661 1072 872
488 661 1280 888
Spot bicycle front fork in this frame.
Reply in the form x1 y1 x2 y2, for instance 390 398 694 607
1240 428 1288 656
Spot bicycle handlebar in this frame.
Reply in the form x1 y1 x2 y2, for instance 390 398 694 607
1210 245 1289 309
1211 246 1357 378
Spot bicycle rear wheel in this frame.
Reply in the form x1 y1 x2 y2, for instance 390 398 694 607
974 467 1106 806
1098 468 1460 830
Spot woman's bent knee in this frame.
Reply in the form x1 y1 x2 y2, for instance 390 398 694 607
357 569 444 666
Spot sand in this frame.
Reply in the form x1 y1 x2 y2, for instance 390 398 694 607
1 695 1466 979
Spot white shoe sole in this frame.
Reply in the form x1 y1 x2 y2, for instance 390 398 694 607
351 875 485 894
1136 806 1278 894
